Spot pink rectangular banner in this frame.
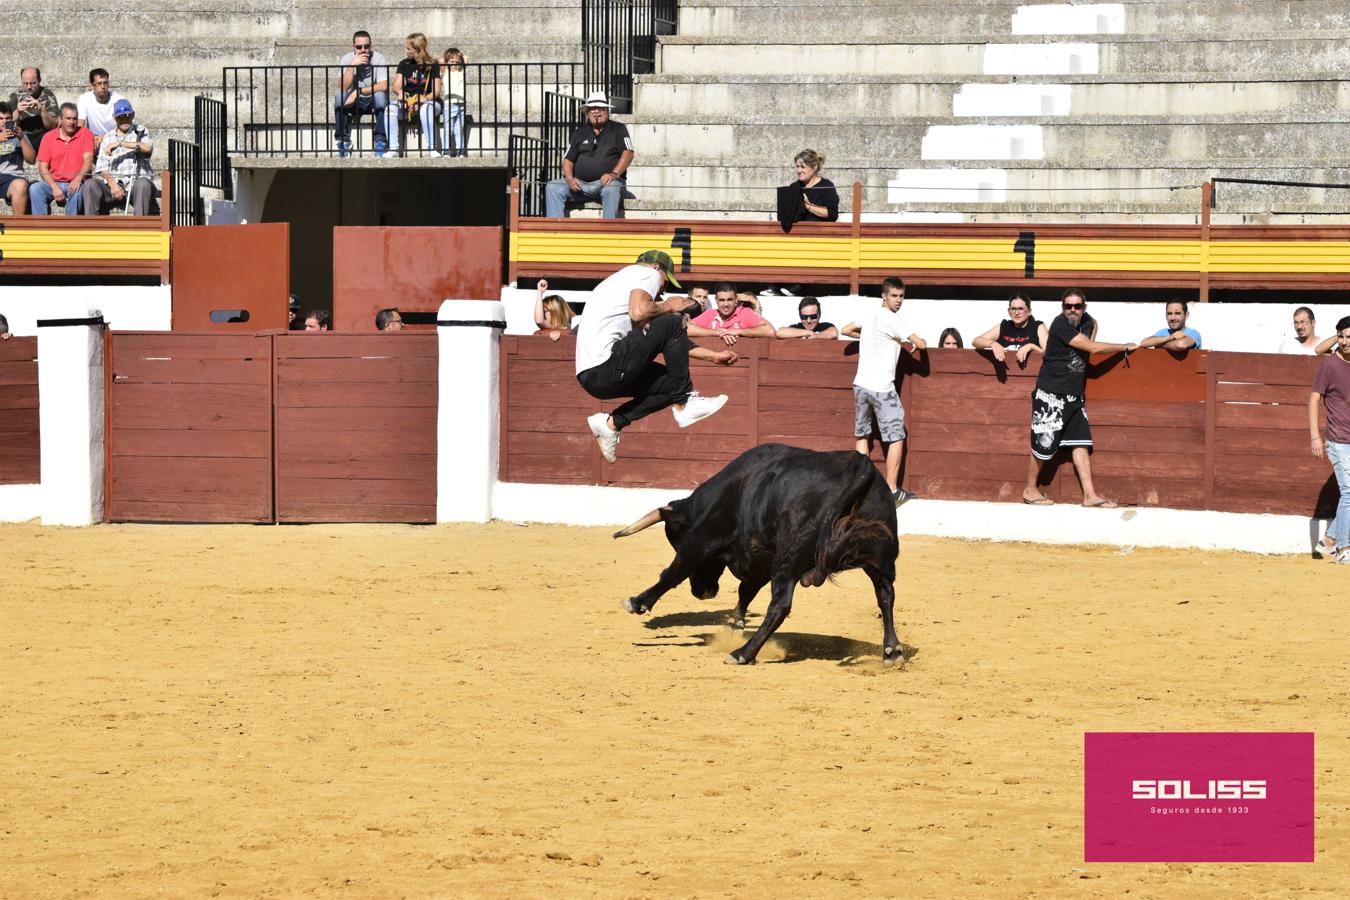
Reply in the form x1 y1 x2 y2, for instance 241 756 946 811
1084 732 1314 862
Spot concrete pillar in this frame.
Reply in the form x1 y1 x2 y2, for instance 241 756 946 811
37 313 106 526
437 299 506 523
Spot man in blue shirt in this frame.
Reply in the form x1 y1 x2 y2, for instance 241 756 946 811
1139 299 1202 352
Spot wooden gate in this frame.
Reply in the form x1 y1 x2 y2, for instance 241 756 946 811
108 332 274 522
0 336 40 486
273 333 439 523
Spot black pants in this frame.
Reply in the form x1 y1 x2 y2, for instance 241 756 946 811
576 314 694 430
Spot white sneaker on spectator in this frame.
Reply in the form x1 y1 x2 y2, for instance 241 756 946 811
587 412 620 463
673 392 727 428
427 150 442 158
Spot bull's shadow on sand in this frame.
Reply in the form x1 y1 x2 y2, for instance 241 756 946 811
635 611 919 666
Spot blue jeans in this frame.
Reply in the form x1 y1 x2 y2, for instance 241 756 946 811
334 90 388 144
545 177 625 218
30 179 85 215
1327 440 1350 548
387 99 437 153
442 101 465 155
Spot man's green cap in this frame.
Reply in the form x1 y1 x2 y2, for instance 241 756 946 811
636 250 681 288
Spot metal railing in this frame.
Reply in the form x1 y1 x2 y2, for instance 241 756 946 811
167 138 204 227
219 63 585 158
507 91 587 217
582 0 677 113
194 96 231 198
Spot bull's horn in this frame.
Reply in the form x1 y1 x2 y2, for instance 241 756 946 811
613 507 664 539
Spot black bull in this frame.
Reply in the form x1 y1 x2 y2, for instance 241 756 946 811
613 444 903 666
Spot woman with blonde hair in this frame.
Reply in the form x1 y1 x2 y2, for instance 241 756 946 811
533 278 577 341
776 148 839 230
390 32 440 155
440 47 468 156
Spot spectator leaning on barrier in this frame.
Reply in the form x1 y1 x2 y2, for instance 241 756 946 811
304 310 330 331
938 327 963 348
1279 306 1336 355
0 313 10 338
776 296 838 340
575 251 735 464
8 67 58 153
688 283 775 345
533 278 576 341
82 99 154 216
545 91 633 219
972 292 1046 366
32 103 92 215
1309 315 1350 563
1024 288 1137 508
1138 299 1202 352
851 277 924 505
687 285 710 310
335 31 390 158
0 102 36 214
75 69 126 150
375 308 404 330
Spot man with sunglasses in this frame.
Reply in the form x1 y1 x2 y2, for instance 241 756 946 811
775 296 838 340
334 30 390 157
1024 288 1136 507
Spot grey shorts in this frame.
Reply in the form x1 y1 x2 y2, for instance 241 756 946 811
854 385 907 442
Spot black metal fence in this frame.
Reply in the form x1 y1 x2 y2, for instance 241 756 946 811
167 138 204 227
582 0 677 113
219 63 585 158
507 91 588 217
194 96 231 199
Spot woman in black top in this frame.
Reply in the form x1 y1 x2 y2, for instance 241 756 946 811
972 292 1049 366
776 148 839 230
391 32 440 154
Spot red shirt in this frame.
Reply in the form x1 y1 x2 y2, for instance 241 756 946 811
692 306 766 331
37 126 94 181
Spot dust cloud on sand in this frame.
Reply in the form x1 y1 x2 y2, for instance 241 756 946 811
3 522 1347 896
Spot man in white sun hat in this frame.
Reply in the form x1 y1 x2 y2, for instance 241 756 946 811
545 90 633 218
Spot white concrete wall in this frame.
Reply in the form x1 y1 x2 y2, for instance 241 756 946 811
36 317 105 526
0 485 42 523
437 299 505 523
498 287 1350 354
0 285 171 336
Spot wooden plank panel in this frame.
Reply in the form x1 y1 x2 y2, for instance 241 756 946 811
0 458 40 484
112 428 272 458
277 502 436 524
1213 451 1329 485
0 408 39 433
111 383 271 430
1214 427 1319 455
0 337 38 363
110 356 269 385
106 497 274 523
1087 399 1205 428
275 334 439 359
1211 481 1337 518
1214 402 1308 430
277 475 435 505
0 384 38 410
1216 382 1316 405
113 333 271 357
502 431 597 456
503 456 595 485
0 360 38 386
1209 353 1324 385
277 429 435 457
276 455 435 479
276 382 436 408
110 457 272 522
277 405 439 434
275 355 438 384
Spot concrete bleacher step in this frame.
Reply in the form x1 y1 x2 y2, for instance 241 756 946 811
286 0 582 44
269 37 580 66
656 32 1350 77
675 0 1350 40
622 113 1350 163
635 73 1350 118
0 1 290 37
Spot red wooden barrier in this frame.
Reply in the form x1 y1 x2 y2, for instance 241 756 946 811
500 336 1334 518
0 336 39 485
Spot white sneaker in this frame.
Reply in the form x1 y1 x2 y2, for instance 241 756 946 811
427 150 442 158
673 392 728 428
587 412 620 463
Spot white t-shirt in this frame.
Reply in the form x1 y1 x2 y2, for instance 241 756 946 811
76 90 128 137
575 264 663 374
1278 335 1320 355
853 303 916 393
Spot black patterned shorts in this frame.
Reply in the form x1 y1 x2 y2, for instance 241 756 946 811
1030 388 1092 460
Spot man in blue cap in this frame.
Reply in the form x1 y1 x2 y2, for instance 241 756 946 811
82 97 155 216
575 250 737 463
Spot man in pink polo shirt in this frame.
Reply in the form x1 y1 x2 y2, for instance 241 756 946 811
32 102 93 215
687 282 776 346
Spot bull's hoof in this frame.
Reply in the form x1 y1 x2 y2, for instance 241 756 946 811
622 598 650 615
882 645 902 669
728 617 746 631
724 652 754 666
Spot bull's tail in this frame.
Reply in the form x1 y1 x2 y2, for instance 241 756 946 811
804 455 895 585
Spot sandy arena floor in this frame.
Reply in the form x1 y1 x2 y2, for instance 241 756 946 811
2 521 1347 897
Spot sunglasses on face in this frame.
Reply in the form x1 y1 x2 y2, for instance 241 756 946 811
355 43 371 50
1062 302 1085 310
800 313 819 320
1008 306 1028 313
